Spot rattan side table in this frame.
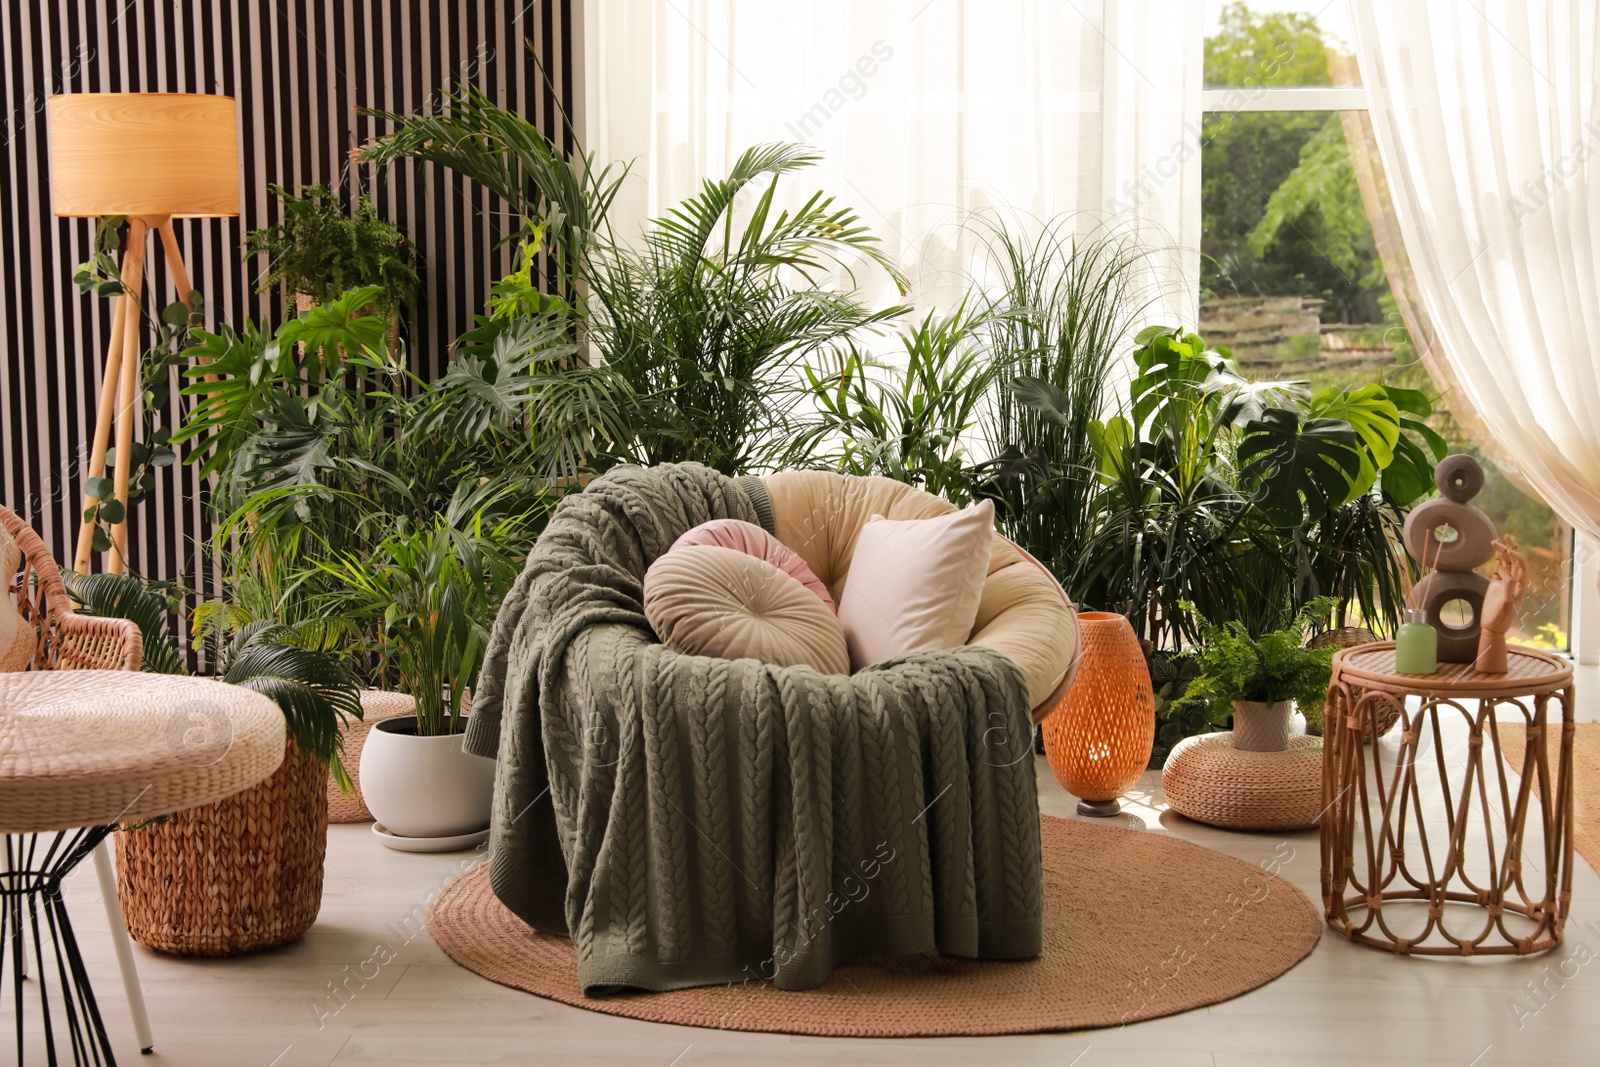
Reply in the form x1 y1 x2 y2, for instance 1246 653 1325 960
0 671 285 1064
1320 642 1574 956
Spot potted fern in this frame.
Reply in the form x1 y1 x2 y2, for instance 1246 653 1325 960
243 183 419 350
1170 599 1336 753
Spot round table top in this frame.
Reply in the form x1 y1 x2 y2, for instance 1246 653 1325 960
1332 641 1572 698
0 671 285 833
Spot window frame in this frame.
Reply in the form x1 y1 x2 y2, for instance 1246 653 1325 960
1198 84 1588 659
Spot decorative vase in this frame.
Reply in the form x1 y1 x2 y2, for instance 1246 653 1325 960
116 738 326 955
1042 612 1155 817
359 715 495 843
1231 700 1291 753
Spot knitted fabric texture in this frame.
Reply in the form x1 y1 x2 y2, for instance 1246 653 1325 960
464 462 1043 994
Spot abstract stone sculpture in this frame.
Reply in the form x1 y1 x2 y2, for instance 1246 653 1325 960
1401 454 1497 662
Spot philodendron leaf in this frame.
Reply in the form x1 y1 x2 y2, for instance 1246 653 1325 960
1312 383 1400 469
1237 409 1364 526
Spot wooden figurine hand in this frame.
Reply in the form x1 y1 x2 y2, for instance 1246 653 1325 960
1474 536 1525 674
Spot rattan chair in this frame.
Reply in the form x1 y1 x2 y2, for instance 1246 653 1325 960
1 503 154 1053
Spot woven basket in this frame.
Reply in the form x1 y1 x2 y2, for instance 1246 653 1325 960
1161 732 1323 831
115 737 326 956
1304 626 1391 738
328 690 417 822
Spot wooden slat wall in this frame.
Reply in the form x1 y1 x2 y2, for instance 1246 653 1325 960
0 1 577 660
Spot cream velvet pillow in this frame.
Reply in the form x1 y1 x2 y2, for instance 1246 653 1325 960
836 499 994 670
643 545 850 675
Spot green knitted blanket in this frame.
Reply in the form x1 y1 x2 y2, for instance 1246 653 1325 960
464 463 1043 994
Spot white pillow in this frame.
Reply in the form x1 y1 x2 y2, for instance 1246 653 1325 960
836 500 994 670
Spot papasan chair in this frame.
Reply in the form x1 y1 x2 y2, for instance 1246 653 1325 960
466 463 1080 994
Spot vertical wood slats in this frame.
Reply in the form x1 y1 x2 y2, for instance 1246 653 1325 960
0 1 576 662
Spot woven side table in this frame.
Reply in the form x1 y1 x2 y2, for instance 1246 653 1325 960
1321 642 1574 956
0 671 284 1063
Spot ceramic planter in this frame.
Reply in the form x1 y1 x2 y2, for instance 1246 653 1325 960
1231 699 1292 753
358 716 495 840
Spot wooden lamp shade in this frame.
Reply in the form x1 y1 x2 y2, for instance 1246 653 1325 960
1042 612 1155 817
47 93 239 218
46 93 240 577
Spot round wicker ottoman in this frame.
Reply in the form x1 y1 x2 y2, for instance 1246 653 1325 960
329 690 417 823
1161 732 1323 831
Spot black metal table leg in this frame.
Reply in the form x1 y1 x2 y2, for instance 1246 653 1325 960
2 828 119 1066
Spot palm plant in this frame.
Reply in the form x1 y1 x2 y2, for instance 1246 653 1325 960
307 507 530 737
591 144 907 474
360 93 907 476
805 301 995 504
357 85 626 320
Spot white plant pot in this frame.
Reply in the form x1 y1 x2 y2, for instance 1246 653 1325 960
359 716 495 841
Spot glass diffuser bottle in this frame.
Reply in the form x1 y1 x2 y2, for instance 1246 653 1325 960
1395 609 1438 675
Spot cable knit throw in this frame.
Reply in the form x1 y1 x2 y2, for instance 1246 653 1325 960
464 463 1043 994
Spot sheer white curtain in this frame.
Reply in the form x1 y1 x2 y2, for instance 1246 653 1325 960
1351 0 1600 540
583 0 1202 322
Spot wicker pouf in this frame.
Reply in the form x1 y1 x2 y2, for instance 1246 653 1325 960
1161 732 1324 831
329 690 418 822
116 737 326 956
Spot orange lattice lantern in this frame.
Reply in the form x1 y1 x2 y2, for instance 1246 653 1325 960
1042 612 1155 816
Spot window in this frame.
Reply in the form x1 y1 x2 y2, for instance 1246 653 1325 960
1201 1 1574 649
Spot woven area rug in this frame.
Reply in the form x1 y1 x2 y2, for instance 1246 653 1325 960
426 816 1321 1036
1499 720 1600 877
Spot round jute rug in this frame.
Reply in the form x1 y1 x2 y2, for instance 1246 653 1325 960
425 816 1321 1036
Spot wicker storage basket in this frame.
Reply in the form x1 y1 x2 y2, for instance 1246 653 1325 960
116 737 326 956
328 690 417 822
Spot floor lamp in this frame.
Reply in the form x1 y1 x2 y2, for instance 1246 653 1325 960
47 92 239 575
45 92 240 1056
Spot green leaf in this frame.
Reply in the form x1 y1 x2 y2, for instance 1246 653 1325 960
91 529 111 552
1383 385 1433 418
85 476 114 500
1380 434 1438 508
162 300 191 326
1401 414 1449 461
1237 409 1364 525
98 499 125 525
1009 376 1073 427
1311 383 1400 471
62 571 189 676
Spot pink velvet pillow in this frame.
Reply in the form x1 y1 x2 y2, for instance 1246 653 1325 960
836 499 994 670
671 518 836 612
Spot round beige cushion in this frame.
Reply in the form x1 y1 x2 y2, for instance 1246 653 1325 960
643 545 850 675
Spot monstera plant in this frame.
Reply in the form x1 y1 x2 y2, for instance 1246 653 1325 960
994 325 1443 648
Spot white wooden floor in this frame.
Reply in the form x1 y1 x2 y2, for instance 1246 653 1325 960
12 664 1600 1066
